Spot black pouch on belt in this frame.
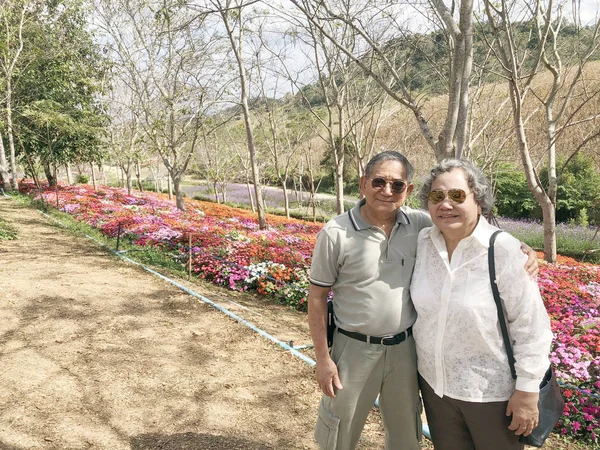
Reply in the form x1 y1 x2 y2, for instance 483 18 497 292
327 301 335 348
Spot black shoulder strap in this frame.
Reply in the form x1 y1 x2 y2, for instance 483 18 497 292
488 230 517 380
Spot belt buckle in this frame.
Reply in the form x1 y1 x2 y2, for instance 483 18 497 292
381 334 398 346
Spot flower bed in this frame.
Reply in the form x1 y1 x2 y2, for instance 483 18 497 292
21 181 600 443
20 182 320 309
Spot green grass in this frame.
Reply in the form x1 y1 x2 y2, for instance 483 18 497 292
0 217 17 240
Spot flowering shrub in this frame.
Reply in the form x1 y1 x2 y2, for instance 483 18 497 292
20 181 600 442
20 181 318 310
538 260 600 443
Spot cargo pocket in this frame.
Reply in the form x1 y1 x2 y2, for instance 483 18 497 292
415 397 423 441
314 401 340 450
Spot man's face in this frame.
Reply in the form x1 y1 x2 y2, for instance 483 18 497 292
360 160 414 217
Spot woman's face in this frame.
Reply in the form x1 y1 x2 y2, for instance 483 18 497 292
428 168 481 242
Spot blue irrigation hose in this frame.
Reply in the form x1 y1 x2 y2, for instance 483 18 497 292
558 381 600 399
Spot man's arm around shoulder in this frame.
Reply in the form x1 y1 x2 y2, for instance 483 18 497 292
308 284 343 398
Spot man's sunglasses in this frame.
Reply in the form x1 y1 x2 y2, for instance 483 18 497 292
370 177 407 194
428 189 472 204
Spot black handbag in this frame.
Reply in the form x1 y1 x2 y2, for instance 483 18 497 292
488 231 565 447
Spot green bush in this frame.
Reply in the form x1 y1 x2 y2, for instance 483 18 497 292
549 155 600 225
75 174 89 184
492 164 538 219
492 157 600 225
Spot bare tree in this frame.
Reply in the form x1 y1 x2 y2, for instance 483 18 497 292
197 126 240 203
211 0 267 228
280 0 360 214
344 69 394 179
253 45 312 218
288 0 474 162
482 0 600 262
105 87 143 195
96 0 224 211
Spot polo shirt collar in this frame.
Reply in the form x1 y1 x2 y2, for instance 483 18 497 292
348 198 411 231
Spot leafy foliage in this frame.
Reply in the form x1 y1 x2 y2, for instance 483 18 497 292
493 163 538 219
493 158 600 225
541 155 600 225
8 0 110 175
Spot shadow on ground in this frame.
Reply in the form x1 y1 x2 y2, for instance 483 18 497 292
131 432 272 450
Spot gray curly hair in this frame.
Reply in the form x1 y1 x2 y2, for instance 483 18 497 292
417 158 495 214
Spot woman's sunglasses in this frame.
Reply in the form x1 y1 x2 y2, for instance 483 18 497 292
428 189 472 204
370 177 407 194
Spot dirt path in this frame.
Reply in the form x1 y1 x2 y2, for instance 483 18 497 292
0 198 395 450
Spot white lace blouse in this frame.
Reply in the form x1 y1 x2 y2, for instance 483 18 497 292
410 217 553 402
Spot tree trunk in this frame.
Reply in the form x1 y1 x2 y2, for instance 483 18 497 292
213 180 219 203
0 131 11 191
246 180 255 212
44 163 56 187
509 83 557 263
541 202 557 263
242 101 266 229
124 160 133 195
6 78 18 190
282 181 290 219
136 160 143 191
173 176 185 211
335 158 344 214
66 163 73 185
91 163 97 190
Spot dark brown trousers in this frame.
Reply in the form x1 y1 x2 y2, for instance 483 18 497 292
420 375 524 450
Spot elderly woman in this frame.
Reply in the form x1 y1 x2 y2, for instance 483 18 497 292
410 159 553 450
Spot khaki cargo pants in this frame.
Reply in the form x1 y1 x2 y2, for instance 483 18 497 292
315 330 422 450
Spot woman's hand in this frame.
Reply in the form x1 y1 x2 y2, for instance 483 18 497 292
506 390 539 436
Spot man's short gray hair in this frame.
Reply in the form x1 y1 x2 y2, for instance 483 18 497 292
364 151 414 182
417 158 495 214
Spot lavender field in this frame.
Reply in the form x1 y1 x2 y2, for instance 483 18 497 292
498 218 600 261
182 181 358 216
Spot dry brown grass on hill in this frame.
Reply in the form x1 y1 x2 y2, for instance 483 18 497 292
375 60 600 175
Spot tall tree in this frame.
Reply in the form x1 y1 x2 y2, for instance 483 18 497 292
12 0 109 187
0 0 33 189
283 0 358 214
288 0 474 162
482 0 600 262
212 0 267 228
96 0 224 210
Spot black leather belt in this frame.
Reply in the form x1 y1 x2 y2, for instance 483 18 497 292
338 327 412 346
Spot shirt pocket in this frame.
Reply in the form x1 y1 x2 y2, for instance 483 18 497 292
400 255 416 288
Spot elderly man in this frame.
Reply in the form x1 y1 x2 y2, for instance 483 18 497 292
307 151 537 450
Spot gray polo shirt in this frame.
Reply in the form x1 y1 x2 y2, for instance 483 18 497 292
309 199 432 336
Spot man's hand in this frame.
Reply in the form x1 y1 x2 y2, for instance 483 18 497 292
520 242 539 279
316 355 343 397
507 390 539 436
